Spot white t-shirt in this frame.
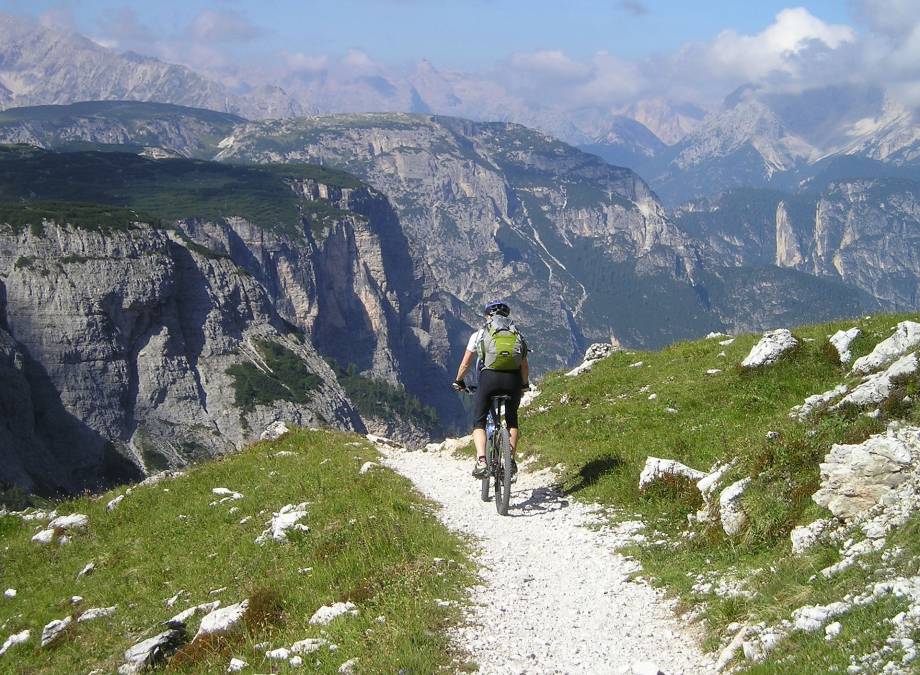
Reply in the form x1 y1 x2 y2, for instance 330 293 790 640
465 328 484 353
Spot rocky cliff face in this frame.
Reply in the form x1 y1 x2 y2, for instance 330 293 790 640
0 220 358 494
676 180 920 311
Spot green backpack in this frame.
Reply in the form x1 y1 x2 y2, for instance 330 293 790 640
477 315 527 371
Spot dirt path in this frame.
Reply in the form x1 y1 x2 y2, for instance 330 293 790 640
379 444 717 674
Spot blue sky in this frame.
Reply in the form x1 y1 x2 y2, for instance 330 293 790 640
2 0 858 70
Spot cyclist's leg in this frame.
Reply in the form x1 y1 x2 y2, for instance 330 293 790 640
504 371 523 457
472 372 494 464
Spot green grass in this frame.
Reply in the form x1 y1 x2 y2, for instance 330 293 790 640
226 341 323 412
522 311 920 671
0 429 473 673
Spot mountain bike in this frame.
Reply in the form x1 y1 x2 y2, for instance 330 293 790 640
457 385 513 516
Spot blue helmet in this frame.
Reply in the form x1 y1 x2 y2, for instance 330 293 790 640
483 299 510 317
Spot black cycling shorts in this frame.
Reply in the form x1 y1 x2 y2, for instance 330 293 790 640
473 369 523 430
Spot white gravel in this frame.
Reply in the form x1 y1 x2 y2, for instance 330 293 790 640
380 446 716 674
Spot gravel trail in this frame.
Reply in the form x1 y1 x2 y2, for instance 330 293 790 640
380 445 717 675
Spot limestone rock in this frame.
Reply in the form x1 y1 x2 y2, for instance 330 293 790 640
266 647 291 660
424 435 473 453
566 343 617 377
638 457 706 491
31 528 55 545
719 478 751 537
77 562 95 579
835 353 918 410
195 600 249 638
256 503 310 544
106 495 125 511
120 628 186 674
78 606 117 622
260 421 290 441
852 321 920 374
0 629 30 656
790 519 833 555
741 329 798 368
830 327 861 364
40 616 72 647
792 601 850 632
291 638 329 654
3 589 15 599
790 384 848 420
167 601 220 627
227 658 247 672
338 658 359 674
49 513 89 531
359 462 379 475
813 424 919 519
309 601 358 625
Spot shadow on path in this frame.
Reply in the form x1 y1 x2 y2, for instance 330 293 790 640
507 485 569 518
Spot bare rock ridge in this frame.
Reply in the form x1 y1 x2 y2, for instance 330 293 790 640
0 221 358 494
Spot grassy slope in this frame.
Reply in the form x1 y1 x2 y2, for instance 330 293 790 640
522 311 920 672
0 430 472 673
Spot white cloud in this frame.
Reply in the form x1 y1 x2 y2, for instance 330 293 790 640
509 50 591 80
189 9 262 43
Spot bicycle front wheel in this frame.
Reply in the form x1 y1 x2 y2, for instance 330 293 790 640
496 427 512 515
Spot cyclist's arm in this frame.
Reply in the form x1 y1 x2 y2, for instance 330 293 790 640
521 356 530 386
455 349 475 383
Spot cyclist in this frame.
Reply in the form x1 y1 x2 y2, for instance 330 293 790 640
452 300 530 479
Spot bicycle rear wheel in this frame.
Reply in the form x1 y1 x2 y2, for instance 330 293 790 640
480 459 490 502
496 427 512 515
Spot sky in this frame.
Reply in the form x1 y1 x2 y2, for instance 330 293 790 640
2 0 857 69
4 0 920 116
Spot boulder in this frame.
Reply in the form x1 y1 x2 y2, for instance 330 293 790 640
119 628 186 674
852 321 920 374
719 478 751 536
31 529 55 545
256 503 310 544
48 513 89 531
195 600 249 639
834 353 918 410
790 384 848 420
0 629 29 656
424 435 473 453
40 616 72 647
638 457 706 492
790 519 833 555
813 424 919 520
695 462 733 524
566 343 616 377
741 329 798 368
309 601 358 625
829 328 861 364
78 606 117 622
266 647 291 660
260 421 291 441
792 601 850 632
167 601 220 627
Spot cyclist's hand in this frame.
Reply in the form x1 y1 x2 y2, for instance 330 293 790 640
521 381 531 392
452 379 467 392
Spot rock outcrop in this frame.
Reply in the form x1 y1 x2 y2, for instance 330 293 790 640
0 220 358 493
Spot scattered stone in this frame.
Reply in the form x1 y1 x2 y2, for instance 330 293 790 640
520 387 541 408
18 509 56 521
628 361 644 368
107 494 125 511
289 655 304 667
424 435 473 453
813 424 919 519
78 606 117 622
790 384 849 420
31 528 55 545
165 590 186 607
566 343 616 376
790 519 833 555
647 393 658 401
793 601 850 632
0 629 30 656
720 478 752 537
359 462 379 475
3 589 15 599
274 450 296 457
852 321 920 374
211 488 243 500
694 462 733 524
120 628 186 674
49 513 89 531
260 421 290 441
706 332 729 339
825 621 842 640
309 601 358 625
227 658 247 672
374 615 386 624
167 601 220 626
77 562 95 579
338 658 358 674
366 434 405 450
638 457 706 492
665 407 678 414
41 616 72 647
137 470 184 488
256 503 310 544
715 625 748 671
209 587 227 595
741 329 798 368
835 353 918 410
291 637 328 654
195 600 249 638
266 647 291 660
298 567 313 574
830 328 862 364
719 338 735 346
706 369 722 375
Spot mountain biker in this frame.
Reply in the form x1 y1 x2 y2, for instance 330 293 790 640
452 300 530 480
